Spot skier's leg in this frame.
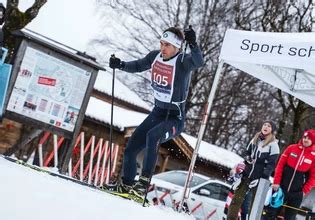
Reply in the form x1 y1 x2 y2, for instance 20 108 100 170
122 108 161 185
141 116 183 178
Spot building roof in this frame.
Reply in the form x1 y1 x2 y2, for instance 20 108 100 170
93 71 151 111
15 29 105 71
181 133 243 169
85 97 147 131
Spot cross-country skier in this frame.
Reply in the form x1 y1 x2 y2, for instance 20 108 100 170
108 26 204 197
227 120 280 220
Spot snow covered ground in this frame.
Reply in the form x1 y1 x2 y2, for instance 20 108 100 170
0 157 193 220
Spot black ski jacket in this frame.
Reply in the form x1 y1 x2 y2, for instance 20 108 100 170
122 46 204 119
243 138 279 180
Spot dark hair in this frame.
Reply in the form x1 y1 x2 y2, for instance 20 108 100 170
163 27 184 41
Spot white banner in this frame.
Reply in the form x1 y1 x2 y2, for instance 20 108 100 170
220 29 315 74
219 29 315 107
226 60 315 107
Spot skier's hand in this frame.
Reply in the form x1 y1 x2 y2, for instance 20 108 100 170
109 55 123 69
184 26 196 47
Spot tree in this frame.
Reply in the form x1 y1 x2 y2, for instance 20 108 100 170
233 0 315 149
2 0 47 62
93 0 315 153
1 0 47 158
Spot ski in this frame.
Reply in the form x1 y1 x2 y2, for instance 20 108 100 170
100 189 148 206
3 156 90 186
2 156 149 206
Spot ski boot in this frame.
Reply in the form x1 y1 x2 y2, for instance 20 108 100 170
130 176 150 197
101 181 133 194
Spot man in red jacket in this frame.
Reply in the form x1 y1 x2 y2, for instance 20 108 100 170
266 129 315 220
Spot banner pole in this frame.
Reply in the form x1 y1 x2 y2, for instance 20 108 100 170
179 60 225 211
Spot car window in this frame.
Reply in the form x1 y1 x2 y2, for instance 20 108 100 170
193 183 229 201
219 185 230 201
154 172 207 187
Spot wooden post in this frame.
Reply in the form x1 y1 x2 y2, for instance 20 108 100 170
80 132 84 181
94 138 103 186
87 136 95 184
160 155 170 173
53 134 58 168
3 128 42 156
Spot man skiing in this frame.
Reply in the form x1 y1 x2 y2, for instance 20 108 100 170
108 26 204 197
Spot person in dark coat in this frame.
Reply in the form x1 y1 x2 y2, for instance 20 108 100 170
227 120 280 220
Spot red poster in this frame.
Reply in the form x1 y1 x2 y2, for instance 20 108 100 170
38 76 56 86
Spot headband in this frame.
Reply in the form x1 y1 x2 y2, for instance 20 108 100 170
160 31 182 48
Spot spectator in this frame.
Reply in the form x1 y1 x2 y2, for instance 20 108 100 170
263 129 315 220
227 120 280 220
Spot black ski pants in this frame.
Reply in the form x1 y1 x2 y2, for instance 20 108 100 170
122 106 184 185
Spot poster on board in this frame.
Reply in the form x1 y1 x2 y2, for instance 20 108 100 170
6 47 91 132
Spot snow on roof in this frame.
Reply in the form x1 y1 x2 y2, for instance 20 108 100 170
94 71 151 111
85 97 148 131
21 29 104 70
181 133 243 169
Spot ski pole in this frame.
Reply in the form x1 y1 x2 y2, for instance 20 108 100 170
181 25 192 63
109 54 116 183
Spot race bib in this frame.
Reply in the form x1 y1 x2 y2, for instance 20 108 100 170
151 54 178 102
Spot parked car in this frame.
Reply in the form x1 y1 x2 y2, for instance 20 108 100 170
147 170 230 219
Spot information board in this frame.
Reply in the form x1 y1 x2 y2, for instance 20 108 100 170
6 47 91 132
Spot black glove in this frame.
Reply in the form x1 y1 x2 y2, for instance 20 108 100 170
184 26 197 48
109 55 124 69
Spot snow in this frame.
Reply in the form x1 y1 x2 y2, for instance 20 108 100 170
0 156 193 220
181 133 243 169
85 97 148 131
94 71 151 111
